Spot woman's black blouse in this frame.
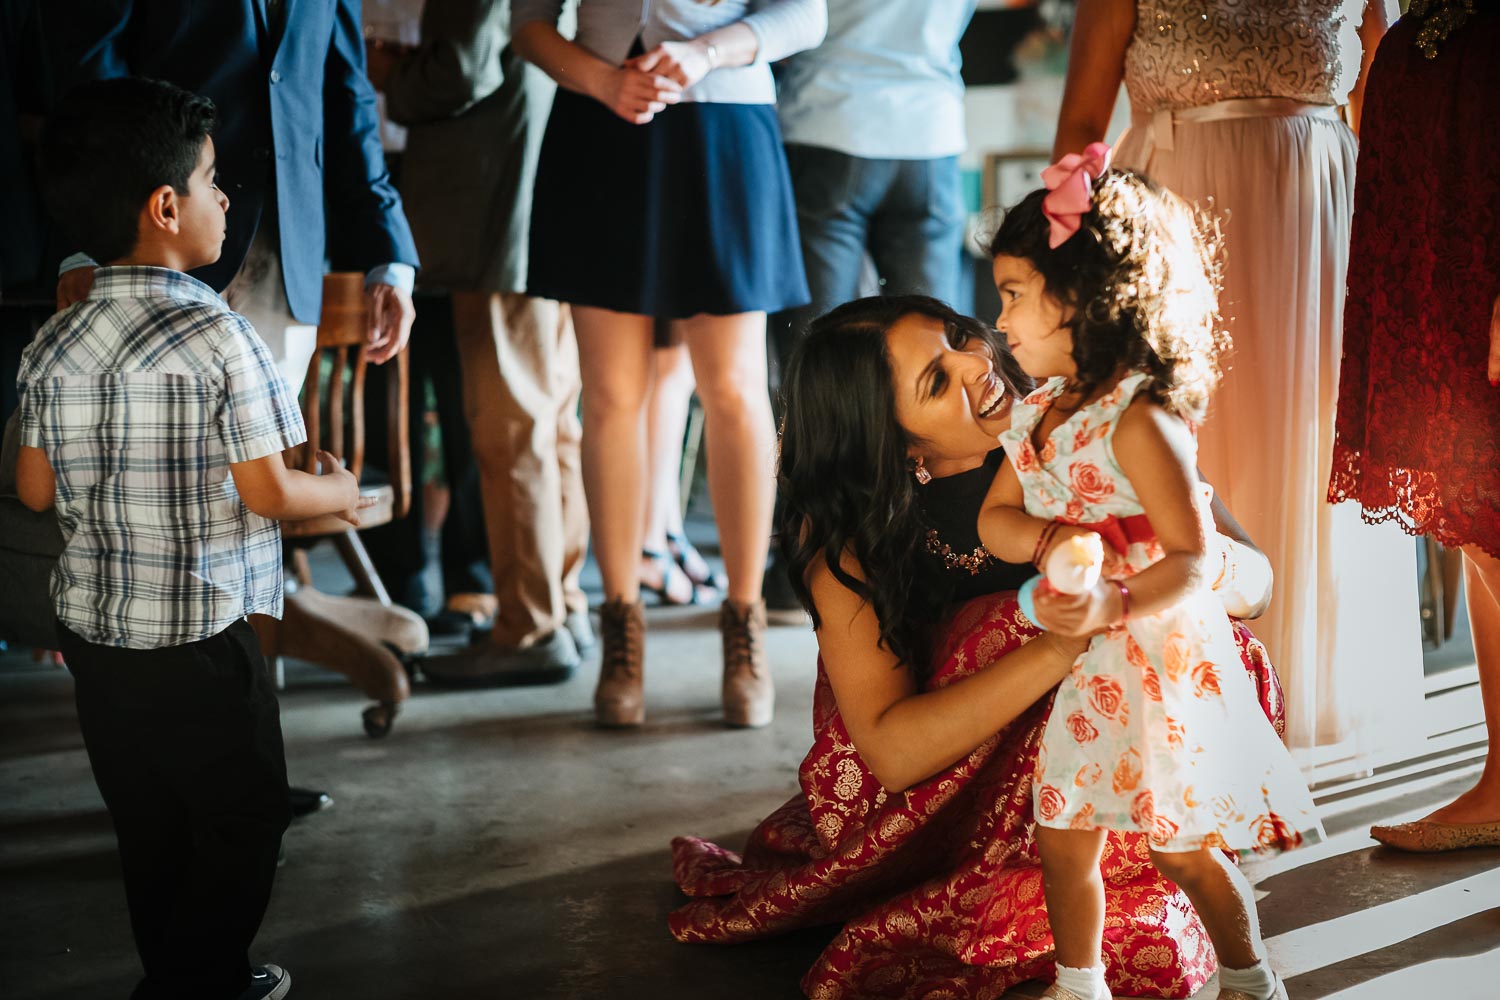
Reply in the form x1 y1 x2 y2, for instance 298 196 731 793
914 448 1034 603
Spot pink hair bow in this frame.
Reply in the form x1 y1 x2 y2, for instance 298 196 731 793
1040 142 1112 249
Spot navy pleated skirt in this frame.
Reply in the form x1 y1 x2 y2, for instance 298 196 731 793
528 90 810 320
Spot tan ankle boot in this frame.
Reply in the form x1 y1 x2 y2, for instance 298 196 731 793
720 599 772 728
594 597 646 727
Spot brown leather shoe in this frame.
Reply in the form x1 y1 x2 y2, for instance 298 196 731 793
422 630 578 688
721 599 772 728
594 598 646 728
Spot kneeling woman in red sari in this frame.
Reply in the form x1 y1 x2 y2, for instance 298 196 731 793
670 295 1284 999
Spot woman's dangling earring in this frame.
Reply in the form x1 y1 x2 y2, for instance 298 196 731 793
911 457 932 485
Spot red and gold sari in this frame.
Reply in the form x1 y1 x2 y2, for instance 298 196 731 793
670 593 1285 999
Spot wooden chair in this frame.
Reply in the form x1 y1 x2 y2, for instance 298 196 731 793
250 273 428 737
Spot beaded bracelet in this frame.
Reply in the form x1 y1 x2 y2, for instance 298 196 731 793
1031 522 1060 569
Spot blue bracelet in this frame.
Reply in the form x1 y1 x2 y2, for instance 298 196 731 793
1017 575 1045 629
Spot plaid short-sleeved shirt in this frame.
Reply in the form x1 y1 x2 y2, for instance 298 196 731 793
17 266 307 649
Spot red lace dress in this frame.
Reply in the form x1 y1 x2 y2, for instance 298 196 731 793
670 594 1286 999
1329 10 1500 557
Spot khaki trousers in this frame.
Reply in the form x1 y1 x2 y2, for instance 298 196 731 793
450 291 587 648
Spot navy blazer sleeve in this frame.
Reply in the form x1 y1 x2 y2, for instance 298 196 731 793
322 0 418 273
52 0 132 89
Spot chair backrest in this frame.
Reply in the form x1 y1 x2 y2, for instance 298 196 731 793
289 273 411 520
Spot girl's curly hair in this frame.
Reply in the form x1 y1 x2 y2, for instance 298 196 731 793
986 167 1228 422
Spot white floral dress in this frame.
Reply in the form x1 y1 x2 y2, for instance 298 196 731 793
1000 373 1323 853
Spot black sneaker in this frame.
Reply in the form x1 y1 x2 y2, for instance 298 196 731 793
288 787 333 820
423 609 475 643
239 964 290 999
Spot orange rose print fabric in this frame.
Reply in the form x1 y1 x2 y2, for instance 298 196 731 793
670 593 1290 998
1000 373 1323 854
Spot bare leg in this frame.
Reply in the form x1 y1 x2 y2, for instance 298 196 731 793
642 339 695 554
421 482 449 538
554 307 589 619
653 339 723 589
1036 826 1109 972
1149 847 1263 971
680 312 774 606
1424 546 1500 824
573 305 654 604
637 339 701 604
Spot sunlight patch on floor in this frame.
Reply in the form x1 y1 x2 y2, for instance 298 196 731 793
1265 868 1500 979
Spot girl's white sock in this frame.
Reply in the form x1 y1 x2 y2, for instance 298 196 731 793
1218 958 1277 999
1054 963 1109 1000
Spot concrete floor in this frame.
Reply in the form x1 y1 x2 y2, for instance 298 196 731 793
3 551 1498 999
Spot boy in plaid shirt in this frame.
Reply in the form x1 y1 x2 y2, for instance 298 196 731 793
16 78 373 1000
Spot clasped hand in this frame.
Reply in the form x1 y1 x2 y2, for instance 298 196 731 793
598 41 715 125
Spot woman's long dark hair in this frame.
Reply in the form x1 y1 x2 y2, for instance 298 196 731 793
776 295 1030 682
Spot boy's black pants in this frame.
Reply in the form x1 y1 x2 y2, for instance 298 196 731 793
58 619 291 1000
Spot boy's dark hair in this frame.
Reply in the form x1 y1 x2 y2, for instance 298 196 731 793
40 77 217 264
986 168 1228 423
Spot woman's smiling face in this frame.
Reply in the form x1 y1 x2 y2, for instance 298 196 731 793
884 312 1016 478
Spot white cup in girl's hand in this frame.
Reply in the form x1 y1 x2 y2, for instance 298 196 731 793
1018 531 1106 627
1043 532 1104 595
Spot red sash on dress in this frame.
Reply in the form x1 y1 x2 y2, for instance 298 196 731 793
1057 512 1157 556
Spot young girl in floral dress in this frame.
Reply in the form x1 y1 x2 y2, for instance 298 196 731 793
977 147 1322 1000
